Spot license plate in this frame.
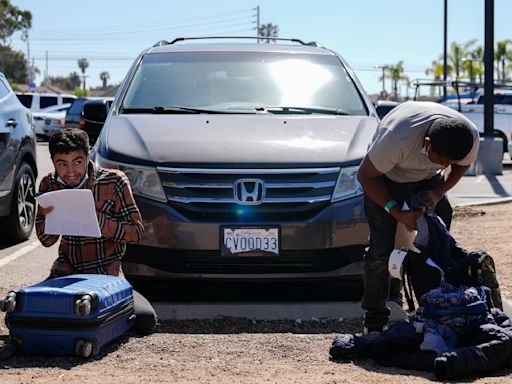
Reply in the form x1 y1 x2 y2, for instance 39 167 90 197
221 226 279 257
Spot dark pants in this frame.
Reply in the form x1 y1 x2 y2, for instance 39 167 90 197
133 290 157 335
362 174 453 330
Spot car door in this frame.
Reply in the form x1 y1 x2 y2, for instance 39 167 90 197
0 77 15 186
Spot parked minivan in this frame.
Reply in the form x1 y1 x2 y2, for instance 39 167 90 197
16 92 76 112
87 37 380 287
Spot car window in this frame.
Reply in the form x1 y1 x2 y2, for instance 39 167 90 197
67 99 87 115
63 97 76 104
122 51 368 115
40 96 58 109
0 79 10 99
16 94 33 108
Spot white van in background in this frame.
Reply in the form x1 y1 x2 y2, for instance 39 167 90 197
15 92 76 112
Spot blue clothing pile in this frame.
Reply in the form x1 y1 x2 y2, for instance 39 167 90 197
330 283 512 379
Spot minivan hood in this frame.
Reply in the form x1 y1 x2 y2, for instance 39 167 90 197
104 114 378 165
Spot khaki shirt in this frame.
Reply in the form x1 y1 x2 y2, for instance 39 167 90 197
368 101 480 183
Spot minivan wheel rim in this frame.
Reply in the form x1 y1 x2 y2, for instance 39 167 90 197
17 173 35 232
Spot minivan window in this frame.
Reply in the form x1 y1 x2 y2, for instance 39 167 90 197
40 96 58 109
63 97 76 104
16 94 33 108
122 51 368 115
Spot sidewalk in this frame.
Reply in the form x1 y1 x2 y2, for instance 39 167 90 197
448 159 512 206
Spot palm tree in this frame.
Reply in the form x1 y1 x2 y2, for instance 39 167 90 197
425 59 452 97
258 23 279 43
467 45 484 86
386 61 409 100
495 39 512 84
77 58 89 91
100 71 110 90
448 40 477 81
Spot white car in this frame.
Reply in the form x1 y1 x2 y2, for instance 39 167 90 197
33 103 71 139
42 110 67 138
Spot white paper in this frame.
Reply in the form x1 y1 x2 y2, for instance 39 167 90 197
35 189 101 237
388 249 408 279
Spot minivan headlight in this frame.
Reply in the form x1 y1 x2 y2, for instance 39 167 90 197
331 166 363 202
95 154 167 202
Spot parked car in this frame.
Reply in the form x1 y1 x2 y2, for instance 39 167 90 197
87 37 380 288
33 103 71 140
15 92 76 112
0 73 38 242
374 100 400 119
81 98 114 145
42 111 67 138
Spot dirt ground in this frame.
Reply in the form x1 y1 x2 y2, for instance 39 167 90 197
1 202 512 383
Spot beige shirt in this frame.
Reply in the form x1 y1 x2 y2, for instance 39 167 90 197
367 101 480 183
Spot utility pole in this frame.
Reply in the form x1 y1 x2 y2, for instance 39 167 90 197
254 6 260 43
45 51 49 90
24 31 32 86
443 0 448 100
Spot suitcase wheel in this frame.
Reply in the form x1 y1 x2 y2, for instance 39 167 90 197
1 292 17 313
74 339 94 358
74 295 93 316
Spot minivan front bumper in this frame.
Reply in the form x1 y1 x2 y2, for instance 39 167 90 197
122 195 368 281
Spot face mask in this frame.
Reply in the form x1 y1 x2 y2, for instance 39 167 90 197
56 173 89 189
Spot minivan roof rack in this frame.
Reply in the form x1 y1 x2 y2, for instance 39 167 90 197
153 36 323 47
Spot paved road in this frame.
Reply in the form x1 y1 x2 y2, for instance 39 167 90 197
448 156 512 206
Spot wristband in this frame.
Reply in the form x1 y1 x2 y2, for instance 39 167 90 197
384 200 398 213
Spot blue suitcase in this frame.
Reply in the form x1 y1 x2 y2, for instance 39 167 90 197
4 274 135 357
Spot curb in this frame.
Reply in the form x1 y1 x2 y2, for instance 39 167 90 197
453 196 512 207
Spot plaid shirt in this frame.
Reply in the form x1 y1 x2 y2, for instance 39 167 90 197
36 161 144 277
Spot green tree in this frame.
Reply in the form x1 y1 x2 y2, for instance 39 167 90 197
258 23 279 43
495 39 512 84
448 40 477 81
77 57 89 91
49 71 81 91
0 45 27 82
0 0 32 45
386 61 409 100
466 45 484 85
99 71 110 89
73 86 90 98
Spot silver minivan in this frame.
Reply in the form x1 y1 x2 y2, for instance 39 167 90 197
88 37 380 285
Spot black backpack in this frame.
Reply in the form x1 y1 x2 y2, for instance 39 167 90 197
402 213 502 311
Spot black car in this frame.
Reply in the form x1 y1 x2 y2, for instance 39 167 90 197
0 72 38 242
82 98 113 145
64 98 91 130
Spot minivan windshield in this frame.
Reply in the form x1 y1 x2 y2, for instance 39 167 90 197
121 51 368 115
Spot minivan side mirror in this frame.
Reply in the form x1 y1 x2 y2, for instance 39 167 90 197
82 99 109 124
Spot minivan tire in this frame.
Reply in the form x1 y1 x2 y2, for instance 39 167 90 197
1 162 36 242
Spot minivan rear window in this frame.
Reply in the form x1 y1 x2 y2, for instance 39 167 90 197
40 96 58 109
16 94 33 108
122 51 368 115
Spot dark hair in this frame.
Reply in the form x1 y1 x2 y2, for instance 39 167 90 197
49 128 90 158
428 118 474 160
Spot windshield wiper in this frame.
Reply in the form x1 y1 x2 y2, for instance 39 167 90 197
255 106 349 115
122 106 247 114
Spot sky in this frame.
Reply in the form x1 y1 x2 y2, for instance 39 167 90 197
7 0 512 97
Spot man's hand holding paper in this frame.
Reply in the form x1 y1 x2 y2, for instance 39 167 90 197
35 189 102 237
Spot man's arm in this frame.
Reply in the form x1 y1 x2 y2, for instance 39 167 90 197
35 177 60 247
97 174 145 243
357 156 424 229
422 164 470 208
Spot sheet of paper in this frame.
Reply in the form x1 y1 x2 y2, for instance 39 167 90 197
35 189 102 238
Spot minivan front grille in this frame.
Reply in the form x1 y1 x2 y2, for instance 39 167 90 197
157 167 340 222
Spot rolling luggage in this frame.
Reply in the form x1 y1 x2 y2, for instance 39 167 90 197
3 274 135 357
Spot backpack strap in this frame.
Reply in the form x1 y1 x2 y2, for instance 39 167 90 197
401 258 416 312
